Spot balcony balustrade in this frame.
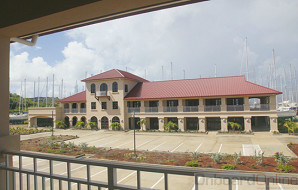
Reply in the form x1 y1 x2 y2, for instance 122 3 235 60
64 108 69 113
164 106 178 112
96 90 107 97
227 105 244 111
250 104 270 111
183 106 199 112
128 107 140 113
80 108 86 113
72 108 78 113
204 105 221 112
145 107 158 112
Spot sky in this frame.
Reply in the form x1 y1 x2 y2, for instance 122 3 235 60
10 0 298 102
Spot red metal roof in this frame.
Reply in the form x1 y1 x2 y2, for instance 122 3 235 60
82 69 148 82
124 76 282 100
57 91 86 103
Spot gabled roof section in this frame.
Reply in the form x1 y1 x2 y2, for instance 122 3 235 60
82 69 149 82
58 91 86 103
125 76 281 100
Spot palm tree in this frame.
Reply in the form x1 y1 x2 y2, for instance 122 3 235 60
228 122 242 131
283 121 297 134
137 119 147 130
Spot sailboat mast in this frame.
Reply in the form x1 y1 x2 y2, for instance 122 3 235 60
283 66 288 103
19 81 22 114
272 49 277 90
245 37 249 81
52 74 54 107
46 77 48 107
280 76 283 106
37 77 40 107
295 67 297 103
33 81 35 107
289 64 294 104
24 78 26 112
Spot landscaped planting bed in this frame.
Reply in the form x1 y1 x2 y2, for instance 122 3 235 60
288 143 298 156
21 136 298 174
10 126 51 135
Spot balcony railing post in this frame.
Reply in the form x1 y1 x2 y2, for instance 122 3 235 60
33 157 37 190
19 156 23 190
228 178 232 190
49 160 53 190
137 170 141 189
107 166 117 190
67 162 71 190
164 173 168 190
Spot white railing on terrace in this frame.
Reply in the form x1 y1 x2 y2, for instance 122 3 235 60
227 105 244 111
64 108 69 113
96 91 108 97
145 107 158 112
72 108 78 113
0 150 297 190
204 105 221 112
164 106 178 112
250 104 270 111
128 107 140 113
183 106 199 112
80 108 86 113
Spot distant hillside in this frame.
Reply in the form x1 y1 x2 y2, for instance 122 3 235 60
9 93 60 112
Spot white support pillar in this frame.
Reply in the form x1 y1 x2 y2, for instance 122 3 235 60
220 117 228 132
158 117 164 131
0 35 20 190
140 117 146 131
198 117 206 132
270 116 278 132
244 116 252 132
178 118 184 132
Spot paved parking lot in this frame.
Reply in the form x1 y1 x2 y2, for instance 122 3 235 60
17 130 298 189
22 129 298 157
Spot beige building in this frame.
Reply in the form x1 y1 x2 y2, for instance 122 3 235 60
28 69 281 132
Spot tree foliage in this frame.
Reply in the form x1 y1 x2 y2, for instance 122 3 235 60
228 122 242 131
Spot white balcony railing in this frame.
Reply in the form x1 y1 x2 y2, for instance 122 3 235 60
1 150 297 190
227 105 244 111
80 108 86 113
183 106 199 112
128 107 140 113
164 106 178 112
204 105 221 112
145 107 158 112
250 104 270 111
72 108 78 113
96 90 108 97
64 108 69 113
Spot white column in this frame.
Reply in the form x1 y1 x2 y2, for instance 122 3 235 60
178 117 184 131
0 35 20 190
244 116 252 132
198 117 206 132
220 117 228 132
158 117 165 131
270 116 278 132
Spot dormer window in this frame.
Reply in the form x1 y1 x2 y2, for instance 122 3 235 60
112 82 118 92
91 83 96 93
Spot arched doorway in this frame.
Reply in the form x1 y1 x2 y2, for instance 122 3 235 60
81 116 86 124
90 116 98 130
112 116 120 124
101 116 109 129
64 116 70 128
72 116 78 127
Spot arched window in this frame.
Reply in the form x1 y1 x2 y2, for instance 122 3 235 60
72 116 78 126
100 83 107 91
112 82 118 92
112 116 120 124
91 83 96 93
90 116 98 129
101 116 109 129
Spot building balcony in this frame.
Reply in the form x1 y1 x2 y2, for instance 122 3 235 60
80 108 86 113
64 108 69 113
128 107 140 113
250 104 270 111
204 105 221 112
96 90 108 97
72 108 78 113
227 105 244 111
164 106 178 112
183 106 199 112
145 107 158 112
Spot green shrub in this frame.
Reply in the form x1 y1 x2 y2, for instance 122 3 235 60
233 152 243 165
164 121 178 132
191 152 202 160
224 154 233 159
222 163 236 170
185 160 200 167
68 142 75 150
90 146 97 153
75 121 86 129
274 152 290 165
275 164 296 173
79 142 88 152
56 120 67 129
205 163 212 167
46 149 55 153
136 156 146 161
56 149 67 153
86 122 97 130
110 122 121 130
228 122 242 131
210 153 223 164
251 164 257 169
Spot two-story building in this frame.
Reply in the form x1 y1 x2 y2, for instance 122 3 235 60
28 69 281 132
